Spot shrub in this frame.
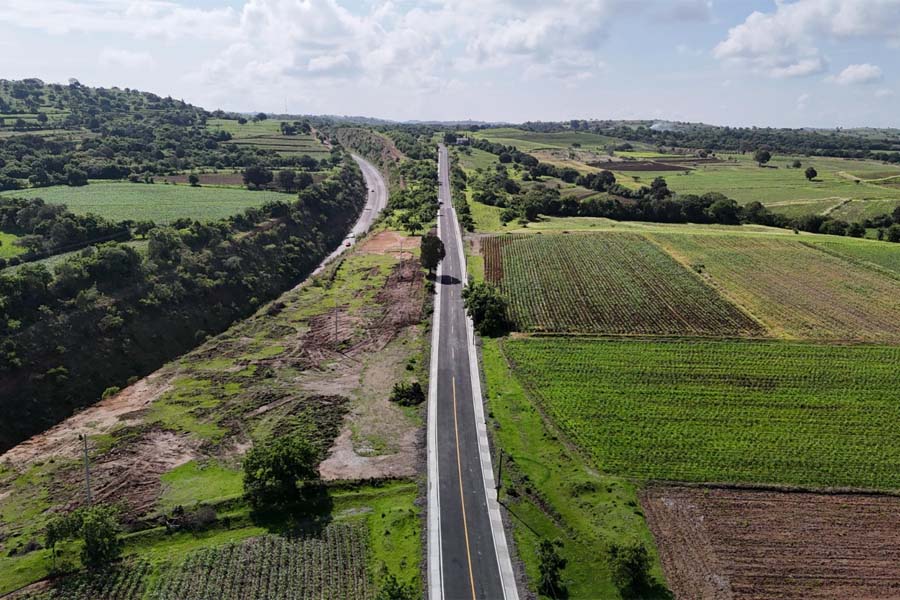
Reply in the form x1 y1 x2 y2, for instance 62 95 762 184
537 539 567 597
462 281 509 336
390 381 425 406
607 542 652 597
101 386 121 400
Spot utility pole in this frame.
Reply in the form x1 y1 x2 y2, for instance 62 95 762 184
496 448 503 493
79 434 92 505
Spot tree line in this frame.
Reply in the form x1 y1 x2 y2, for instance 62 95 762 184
0 156 368 452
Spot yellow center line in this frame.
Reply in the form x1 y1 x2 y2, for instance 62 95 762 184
452 376 478 600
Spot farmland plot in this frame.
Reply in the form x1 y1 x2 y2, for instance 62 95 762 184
483 232 763 336
653 233 900 342
503 337 900 489
17 524 371 600
643 486 900 600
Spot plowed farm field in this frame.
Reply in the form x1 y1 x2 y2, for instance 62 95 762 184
652 233 900 342
642 485 900 600
483 232 764 336
502 337 900 489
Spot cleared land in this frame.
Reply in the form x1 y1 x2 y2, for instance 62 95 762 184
0 231 426 594
0 183 285 222
483 232 764 336
652 233 900 342
643 486 900 600
502 337 900 489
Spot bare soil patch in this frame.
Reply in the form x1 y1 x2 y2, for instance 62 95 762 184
0 371 173 468
642 485 900 600
359 230 419 259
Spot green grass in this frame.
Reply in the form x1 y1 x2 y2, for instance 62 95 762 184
465 190 503 232
616 155 900 218
206 118 286 137
0 231 26 258
2 240 148 275
485 232 763 336
157 460 243 511
472 128 628 151
0 182 285 222
483 339 668 599
454 147 499 171
504 337 900 489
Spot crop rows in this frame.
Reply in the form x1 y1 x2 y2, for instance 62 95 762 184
149 524 371 600
652 233 900 342
483 232 763 336
18 560 151 600
19 524 371 600
504 337 900 489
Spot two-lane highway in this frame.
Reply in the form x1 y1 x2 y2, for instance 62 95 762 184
428 145 519 599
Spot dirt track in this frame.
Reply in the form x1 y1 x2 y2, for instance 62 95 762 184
642 485 900 600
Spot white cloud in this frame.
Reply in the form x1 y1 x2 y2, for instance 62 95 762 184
99 48 155 69
797 92 811 111
0 0 238 39
875 88 895 98
826 63 883 85
714 0 900 78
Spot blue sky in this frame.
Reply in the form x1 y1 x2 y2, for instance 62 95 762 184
0 0 897 127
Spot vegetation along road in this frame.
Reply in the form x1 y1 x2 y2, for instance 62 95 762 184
428 144 518 599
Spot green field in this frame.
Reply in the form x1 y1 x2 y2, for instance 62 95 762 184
503 337 900 489
484 232 763 336
803 236 900 275
0 183 286 222
471 127 631 151
0 231 26 258
652 233 900 342
482 339 669 599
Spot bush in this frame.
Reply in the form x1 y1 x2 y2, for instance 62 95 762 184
390 381 425 406
243 436 318 508
537 539 567 597
375 573 416 600
462 281 509 336
607 542 652 597
101 386 121 400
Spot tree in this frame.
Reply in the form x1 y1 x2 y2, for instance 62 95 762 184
243 164 273 189
443 132 458 145
607 542 652 597
887 223 900 243
462 281 509 336
847 222 866 238
498 152 512 164
188 173 200 187
419 234 445 274
754 148 772 166
46 505 122 570
243 436 318 508
237 116 248 125
805 166 818 181
66 166 88 187
36 112 48 125
537 539 567 597
277 169 296 192
296 172 314 191
892 205 900 223
707 198 741 225
792 159 802 168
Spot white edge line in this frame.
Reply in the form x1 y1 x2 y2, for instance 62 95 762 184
444 147 520 600
427 157 444 600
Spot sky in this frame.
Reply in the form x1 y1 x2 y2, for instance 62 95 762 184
0 0 898 128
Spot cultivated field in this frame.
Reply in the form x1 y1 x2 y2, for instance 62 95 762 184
502 337 900 489
652 233 900 342
643 486 900 600
483 232 764 336
0 183 286 222
803 236 900 275
16 524 374 600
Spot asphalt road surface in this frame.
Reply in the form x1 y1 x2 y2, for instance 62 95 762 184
311 153 387 277
431 144 516 600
